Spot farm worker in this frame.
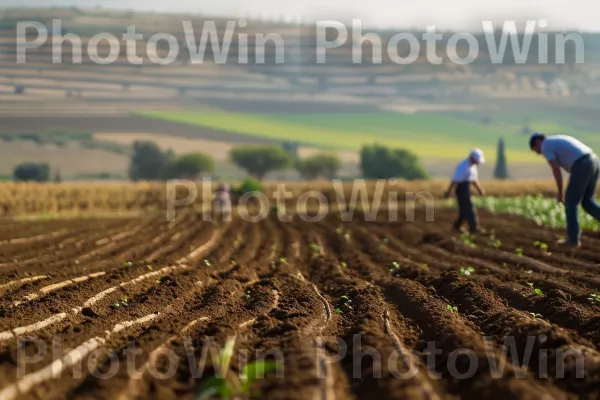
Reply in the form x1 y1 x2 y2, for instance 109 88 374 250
529 132 600 247
213 183 232 222
444 148 486 234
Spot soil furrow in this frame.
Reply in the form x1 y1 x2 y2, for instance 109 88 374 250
0 226 222 339
0 206 599 399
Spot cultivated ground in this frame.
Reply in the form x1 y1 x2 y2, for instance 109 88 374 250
0 206 599 399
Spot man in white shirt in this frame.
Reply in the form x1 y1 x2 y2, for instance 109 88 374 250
529 132 600 247
444 149 486 234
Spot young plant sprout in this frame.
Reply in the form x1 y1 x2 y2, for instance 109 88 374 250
196 337 280 400
459 266 476 276
527 282 543 296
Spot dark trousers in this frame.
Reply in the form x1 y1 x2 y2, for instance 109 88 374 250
565 154 600 243
453 182 477 233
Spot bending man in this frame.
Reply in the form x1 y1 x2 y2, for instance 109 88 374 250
529 132 600 247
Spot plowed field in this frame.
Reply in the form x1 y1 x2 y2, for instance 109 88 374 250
0 207 599 400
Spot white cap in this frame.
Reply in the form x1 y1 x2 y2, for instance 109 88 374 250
469 148 485 164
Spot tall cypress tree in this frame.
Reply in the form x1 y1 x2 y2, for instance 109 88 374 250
494 137 509 179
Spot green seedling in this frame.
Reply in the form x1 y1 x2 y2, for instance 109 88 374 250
337 295 353 312
237 359 279 396
340 261 347 268
279 257 287 265
491 239 502 248
459 266 476 276
533 241 551 255
447 304 458 313
310 243 320 253
196 337 279 400
515 248 524 256
527 282 543 296
502 263 508 268
334 308 342 314
460 233 477 248
382 237 389 244
111 297 129 310
389 262 401 274
533 241 549 252
588 293 600 304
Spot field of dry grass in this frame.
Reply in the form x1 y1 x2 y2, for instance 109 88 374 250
0 179 569 217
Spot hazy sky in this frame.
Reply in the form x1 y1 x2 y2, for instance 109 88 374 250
11 0 600 32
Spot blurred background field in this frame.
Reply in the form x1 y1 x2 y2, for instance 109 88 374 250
2 5 600 184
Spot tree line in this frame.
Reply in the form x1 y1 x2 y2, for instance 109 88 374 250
126 140 430 182
10 138 511 182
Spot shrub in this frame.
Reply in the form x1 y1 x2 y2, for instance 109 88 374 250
128 141 173 181
13 162 50 182
164 153 215 179
359 143 428 180
230 146 293 180
295 152 342 180
233 177 263 196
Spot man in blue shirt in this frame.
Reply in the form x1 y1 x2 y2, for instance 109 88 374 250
530 132 600 247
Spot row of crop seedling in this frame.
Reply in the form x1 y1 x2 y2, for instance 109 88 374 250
461 230 555 258
472 195 600 231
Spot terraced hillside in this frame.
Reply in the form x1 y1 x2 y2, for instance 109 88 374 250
0 207 599 399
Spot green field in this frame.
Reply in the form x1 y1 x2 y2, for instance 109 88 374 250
474 195 600 231
139 110 600 164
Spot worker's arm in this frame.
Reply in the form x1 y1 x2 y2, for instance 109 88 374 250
549 160 564 203
444 181 456 198
472 180 486 196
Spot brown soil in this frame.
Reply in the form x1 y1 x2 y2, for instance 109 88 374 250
0 207 599 400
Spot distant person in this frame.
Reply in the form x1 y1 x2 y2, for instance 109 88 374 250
213 183 232 222
444 149 486 234
529 132 600 247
